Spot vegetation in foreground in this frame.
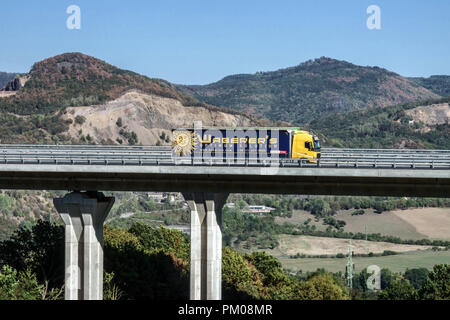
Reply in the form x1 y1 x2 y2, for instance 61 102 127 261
0 220 449 300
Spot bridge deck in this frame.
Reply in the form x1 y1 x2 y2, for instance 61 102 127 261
0 146 449 197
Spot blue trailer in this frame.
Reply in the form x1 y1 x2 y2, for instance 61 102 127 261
172 127 320 160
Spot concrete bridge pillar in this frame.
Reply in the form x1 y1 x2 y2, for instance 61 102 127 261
53 191 114 300
182 192 228 300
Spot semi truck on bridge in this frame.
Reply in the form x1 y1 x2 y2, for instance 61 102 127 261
172 127 321 160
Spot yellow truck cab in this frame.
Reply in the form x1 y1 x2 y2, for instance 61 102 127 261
291 130 321 160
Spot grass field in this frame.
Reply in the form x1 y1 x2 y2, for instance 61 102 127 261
276 208 450 241
334 210 428 240
279 250 450 273
392 208 450 240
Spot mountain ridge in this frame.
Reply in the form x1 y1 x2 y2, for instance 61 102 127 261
0 52 264 144
408 75 450 98
0 72 17 89
1 53 448 148
178 57 443 125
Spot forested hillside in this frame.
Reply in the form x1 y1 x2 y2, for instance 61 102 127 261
180 57 441 124
309 97 450 149
0 53 207 115
0 53 261 144
409 75 450 97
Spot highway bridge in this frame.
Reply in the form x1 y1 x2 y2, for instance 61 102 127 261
1 144 450 196
1 144 450 300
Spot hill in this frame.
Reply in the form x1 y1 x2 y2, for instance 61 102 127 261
409 75 450 97
0 72 17 88
0 53 261 144
179 57 441 125
62 90 256 145
308 97 450 149
0 52 212 115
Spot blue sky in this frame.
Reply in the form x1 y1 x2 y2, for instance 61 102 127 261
0 0 449 84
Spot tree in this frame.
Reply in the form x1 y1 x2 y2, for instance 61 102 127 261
380 268 394 290
0 265 43 300
404 268 429 290
419 264 450 300
128 222 189 261
246 251 284 287
305 198 331 217
222 247 264 299
0 220 65 291
378 278 417 300
296 273 349 300
103 225 189 299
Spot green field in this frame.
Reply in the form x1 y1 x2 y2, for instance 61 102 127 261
276 208 450 241
279 250 450 273
334 209 428 240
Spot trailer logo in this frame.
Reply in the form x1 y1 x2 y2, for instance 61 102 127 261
172 130 195 156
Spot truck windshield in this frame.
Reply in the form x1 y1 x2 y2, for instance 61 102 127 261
313 139 321 151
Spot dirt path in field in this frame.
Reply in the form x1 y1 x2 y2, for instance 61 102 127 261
276 235 436 256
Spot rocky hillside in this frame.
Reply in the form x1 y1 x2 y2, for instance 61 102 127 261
0 53 261 145
179 57 441 125
63 90 256 145
404 102 450 127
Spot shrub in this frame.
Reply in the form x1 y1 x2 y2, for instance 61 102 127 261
74 115 86 125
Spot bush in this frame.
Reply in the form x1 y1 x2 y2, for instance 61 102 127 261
74 115 86 125
381 250 398 256
0 265 44 300
351 209 365 216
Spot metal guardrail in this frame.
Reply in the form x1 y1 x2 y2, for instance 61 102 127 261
1 156 450 170
321 150 450 159
0 144 171 151
1 146 450 170
322 148 450 153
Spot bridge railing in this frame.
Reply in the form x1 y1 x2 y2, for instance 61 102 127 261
1 154 450 169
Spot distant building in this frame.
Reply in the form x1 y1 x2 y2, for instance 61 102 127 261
242 205 275 215
148 192 179 204
147 192 164 202
166 225 190 235
224 203 236 208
